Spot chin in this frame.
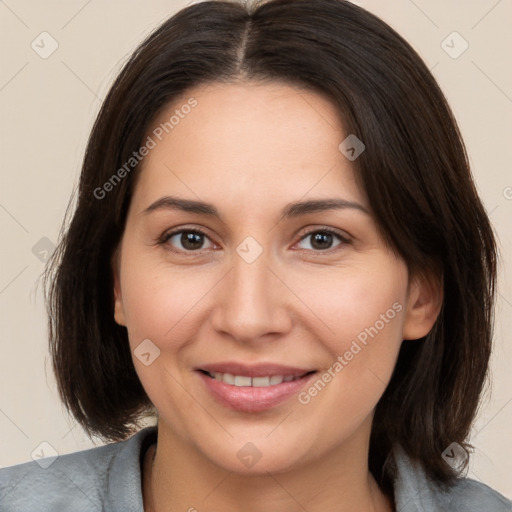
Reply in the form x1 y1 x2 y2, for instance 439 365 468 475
200 436 311 476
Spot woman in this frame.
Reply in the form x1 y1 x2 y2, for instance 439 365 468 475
1 0 510 510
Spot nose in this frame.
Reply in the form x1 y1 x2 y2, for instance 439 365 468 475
210 245 293 345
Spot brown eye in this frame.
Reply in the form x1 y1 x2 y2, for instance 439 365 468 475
160 229 214 253
295 228 350 252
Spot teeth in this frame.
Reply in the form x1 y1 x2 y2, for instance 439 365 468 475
234 375 252 387
208 372 302 387
269 375 284 385
222 373 235 385
252 376 270 387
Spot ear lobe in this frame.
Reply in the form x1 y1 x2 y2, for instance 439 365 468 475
111 249 126 327
402 271 443 341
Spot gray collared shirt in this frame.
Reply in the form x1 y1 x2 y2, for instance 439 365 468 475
1 426 510 511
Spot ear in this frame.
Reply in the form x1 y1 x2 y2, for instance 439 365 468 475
402 270 443 340
111 248 126 327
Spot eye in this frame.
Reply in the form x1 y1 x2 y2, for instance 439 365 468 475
159 228 215 253
158 226 350 255
294 227 350 252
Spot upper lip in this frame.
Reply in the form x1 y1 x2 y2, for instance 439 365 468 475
196 362 316 378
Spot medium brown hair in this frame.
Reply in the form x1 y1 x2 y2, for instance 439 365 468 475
43 0 497 494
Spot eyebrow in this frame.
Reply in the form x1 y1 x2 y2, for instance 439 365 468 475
142 195 370 221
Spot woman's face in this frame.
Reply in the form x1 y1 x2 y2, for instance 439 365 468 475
113 81 437 474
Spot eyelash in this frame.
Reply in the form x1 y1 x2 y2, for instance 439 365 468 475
157 226 351 255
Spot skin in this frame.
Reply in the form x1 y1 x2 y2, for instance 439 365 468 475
112 81 442 512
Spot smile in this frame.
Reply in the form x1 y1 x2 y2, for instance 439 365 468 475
195 362 318 412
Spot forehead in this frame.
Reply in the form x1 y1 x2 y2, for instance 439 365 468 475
132 81 366 213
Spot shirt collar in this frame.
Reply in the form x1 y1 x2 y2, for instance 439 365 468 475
392 443 444 511
105 425 157 511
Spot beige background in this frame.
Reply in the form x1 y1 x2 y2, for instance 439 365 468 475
0 0 511 500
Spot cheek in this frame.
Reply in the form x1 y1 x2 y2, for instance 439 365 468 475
296 259 406 403
295 257 407 416
291 257 407 351
118 253 217 349
293 279 405 439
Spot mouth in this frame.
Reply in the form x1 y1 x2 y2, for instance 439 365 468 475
195 362 318 412
197 369 316 387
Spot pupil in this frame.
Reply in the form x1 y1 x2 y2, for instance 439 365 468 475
312 232 332 250
182 232 203 250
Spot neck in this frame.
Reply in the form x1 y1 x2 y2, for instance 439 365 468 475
143 421 394 512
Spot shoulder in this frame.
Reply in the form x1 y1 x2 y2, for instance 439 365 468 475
440 477 512 510
0 426 157 512
392 444 512 512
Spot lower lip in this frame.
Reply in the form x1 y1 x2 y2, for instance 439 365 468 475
197 371 317 412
